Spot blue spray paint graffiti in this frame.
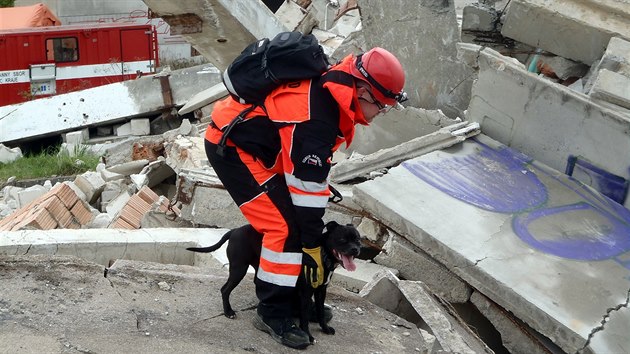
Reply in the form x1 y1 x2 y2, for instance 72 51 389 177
403 143 547 213
402 139 630 269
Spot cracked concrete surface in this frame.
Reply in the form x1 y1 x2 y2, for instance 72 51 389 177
0 254 428 353
353 134 630 354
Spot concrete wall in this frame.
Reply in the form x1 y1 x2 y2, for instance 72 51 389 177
466 48 630 208
360 0 473 119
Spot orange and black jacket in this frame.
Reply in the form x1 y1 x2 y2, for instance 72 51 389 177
205 55 368 247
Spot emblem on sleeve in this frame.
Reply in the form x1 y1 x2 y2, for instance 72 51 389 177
302 154 322 167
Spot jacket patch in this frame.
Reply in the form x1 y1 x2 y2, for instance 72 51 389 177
302 154 322 167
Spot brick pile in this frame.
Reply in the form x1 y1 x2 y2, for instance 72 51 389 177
0 183 93 231
109 186 179 229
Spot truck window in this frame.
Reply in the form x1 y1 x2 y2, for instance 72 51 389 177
46 37 78 62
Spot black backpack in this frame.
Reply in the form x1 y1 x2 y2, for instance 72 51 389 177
222 31 330 106
216 31 330 157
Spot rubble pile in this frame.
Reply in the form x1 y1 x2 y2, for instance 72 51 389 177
1 0 629 353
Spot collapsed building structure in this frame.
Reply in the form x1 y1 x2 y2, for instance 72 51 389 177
1 1 629 353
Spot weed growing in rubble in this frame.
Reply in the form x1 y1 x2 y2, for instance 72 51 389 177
0 145 100 181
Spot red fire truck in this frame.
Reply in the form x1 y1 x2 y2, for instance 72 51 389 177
0 22 159 106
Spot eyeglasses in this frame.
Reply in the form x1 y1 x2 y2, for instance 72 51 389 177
360 90 391 114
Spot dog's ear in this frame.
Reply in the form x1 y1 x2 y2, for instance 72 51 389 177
324 220 340 232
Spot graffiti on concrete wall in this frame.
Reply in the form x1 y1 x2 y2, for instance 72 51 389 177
402 138 630 270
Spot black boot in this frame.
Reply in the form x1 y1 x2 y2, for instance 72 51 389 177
253 313 310 349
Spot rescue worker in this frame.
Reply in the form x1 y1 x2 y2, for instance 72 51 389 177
204 47 406 349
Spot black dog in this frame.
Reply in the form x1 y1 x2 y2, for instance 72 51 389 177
186 221 361 343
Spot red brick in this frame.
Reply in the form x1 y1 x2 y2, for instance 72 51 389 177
119 205 143 228
127 194 152 214
70 201 93 225
14 209 58 230
110 217 136 230
137 186 159 204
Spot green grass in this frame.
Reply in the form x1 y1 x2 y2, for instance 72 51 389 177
0 145 101 181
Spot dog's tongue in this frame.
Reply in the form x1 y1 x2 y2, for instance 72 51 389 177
341 255 356 272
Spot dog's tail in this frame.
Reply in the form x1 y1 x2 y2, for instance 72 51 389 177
186 230 231 253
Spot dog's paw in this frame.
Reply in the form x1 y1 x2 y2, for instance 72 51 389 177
224 311 236 319
322 325 335 335
309 335 315 343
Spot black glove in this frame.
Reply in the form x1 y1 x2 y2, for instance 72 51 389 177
302 246 324 288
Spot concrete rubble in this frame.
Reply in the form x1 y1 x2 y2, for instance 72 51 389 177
1 0 630 353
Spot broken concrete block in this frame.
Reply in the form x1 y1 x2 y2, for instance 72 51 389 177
140 210 193 229
590 69 630 109
584 36 630 93
177 169 246 228
139 159 175 188
457 42 483 69
462 4 498 31
86 213 112 229
276 0 315 34
356 217 384 243
105 191 131 217
179 119 193 136
398 281 493 354
106 159 149 176
17 185 48 209
467 48 630 209
115 122 132 137
599 37 630 78
332 259 399 294
2 186 22 203
130 174 149 190
131 118 151 136
164 137 210 174
0 144 23 164
64 129 89 145
327 29 365 63
501 0 630 64
100 181 128 210
100 168 125 182
374 232 471 303
471 291 552 354
328 8 360 37
74 172 106 205
358 269 406 313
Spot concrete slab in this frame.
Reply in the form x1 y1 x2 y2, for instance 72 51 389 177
0 228 224 267
467 48 630 209
177 82 228 115
352 134 630 354
374 232 472 303
590 69 630 110
501 0 630 65
331 121 479 183
0 254 425 353
0 64 222 144
360 0 474 118
331 258 399 293
142 0 287 71
345 106 461 156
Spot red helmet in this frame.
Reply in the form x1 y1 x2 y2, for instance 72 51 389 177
350 47 407 106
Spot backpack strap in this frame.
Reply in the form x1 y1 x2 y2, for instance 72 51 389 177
216 104 259 157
